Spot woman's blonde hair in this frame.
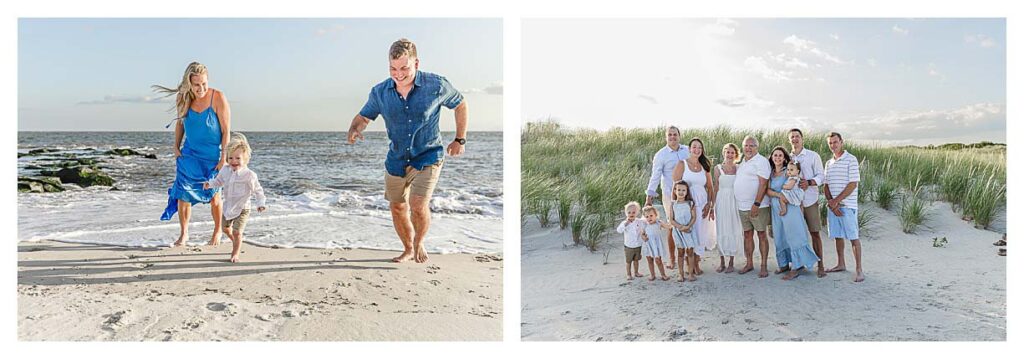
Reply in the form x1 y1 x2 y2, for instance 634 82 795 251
226 132 252 164
152 62 208 119
723 143 741 164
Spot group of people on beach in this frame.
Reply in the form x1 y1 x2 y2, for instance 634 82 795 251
154 38 467 264
618 126 866 283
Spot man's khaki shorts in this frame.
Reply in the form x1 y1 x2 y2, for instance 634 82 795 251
223 209 250 233
739 207 771 232
384 161 443 204
803 202 823 233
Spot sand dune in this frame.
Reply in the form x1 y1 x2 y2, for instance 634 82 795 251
521 201 1004 341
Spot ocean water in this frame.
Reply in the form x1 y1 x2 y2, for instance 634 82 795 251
17 132 503 254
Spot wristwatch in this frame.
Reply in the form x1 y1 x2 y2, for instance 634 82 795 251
753 201 761 207
454 137 466 145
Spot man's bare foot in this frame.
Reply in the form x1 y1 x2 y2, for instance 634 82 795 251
230 254 240 263
696 266 704 275
775 265 791 274
817 267 827 278
826 265 846 273
738 264 754 274
414 246 429 263
688 274 697 281
716 265 725 273
725 265 735 273
853 271 865 282
392 250 415 263
758 267 769 278
782 268 802 280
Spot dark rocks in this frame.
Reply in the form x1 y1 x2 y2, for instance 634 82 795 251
53 166 115 187
144 153 158 159
106 148 142 156
17 177 65 193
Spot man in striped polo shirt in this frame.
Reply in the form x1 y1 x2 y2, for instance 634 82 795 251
822 132 865 282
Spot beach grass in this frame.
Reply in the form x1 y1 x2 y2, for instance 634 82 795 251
523 121 1005 238
899 190 931 233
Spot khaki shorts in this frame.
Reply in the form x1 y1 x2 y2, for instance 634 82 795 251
384 161 443 204
739 207 771 232
624 246 642 262
223 209 250 233
803 202 823 233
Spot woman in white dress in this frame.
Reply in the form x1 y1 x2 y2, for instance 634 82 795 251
674 138 716 275
713 143 744 273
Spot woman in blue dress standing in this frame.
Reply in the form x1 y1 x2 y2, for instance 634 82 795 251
765 146 819 280
153 62 231 246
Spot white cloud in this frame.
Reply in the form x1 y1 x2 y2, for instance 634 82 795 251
743 56 794 82
770 52 809 69
965 34 996 48
462 82 503 95
700 18 737 36
78 95 171 105
829 33 840 41
839 103 1004 142
782 35 847 65
892 25 909 35
315 24 345 37
715 93 774 108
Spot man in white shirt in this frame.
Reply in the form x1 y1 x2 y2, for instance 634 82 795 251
788 128 827 278
734 136 771 278
644 126 690 269
823 132 864 283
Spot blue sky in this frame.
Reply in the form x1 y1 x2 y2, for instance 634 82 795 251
19 18 503 131
523 18 1005 145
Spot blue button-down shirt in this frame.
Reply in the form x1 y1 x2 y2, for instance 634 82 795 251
359 70 464 177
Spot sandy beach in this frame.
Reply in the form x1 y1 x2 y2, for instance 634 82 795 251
18 241 502 341
521 201 1005 341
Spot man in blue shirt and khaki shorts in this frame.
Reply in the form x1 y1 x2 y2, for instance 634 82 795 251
347 38 468 264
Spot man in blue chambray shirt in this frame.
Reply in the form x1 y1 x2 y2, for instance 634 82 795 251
347 38 468 264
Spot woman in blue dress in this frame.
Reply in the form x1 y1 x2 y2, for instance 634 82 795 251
153 62 231 247
765 146 820 280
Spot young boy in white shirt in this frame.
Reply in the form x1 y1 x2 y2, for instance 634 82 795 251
204 133 267 263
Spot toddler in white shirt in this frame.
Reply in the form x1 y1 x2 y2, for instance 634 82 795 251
204 133 266 263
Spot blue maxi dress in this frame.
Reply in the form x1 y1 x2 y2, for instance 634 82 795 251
160 97 222 221
769 174 820 270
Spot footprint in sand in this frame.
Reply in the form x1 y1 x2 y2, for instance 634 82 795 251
206 302 238 315
101 310 130 331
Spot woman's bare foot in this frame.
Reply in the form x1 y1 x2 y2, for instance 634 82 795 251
660 275 670 281
716 265 725 273
725 265 735 273
173 234 187 247
826 265 846 273
774 265 791 274
853 271 865 282
738 264 754 274
758 267 769 278
414 246 429 263
688 273 697 281
392 250 415 263
230 254 240 263
816 267 827 278
782 268 802 280
207 233 221 246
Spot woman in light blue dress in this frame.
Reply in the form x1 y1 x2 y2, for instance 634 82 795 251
766 146 820 280
153 62 231 247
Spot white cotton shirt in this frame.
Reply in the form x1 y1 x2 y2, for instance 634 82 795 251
208 166 267 220
645 145 691 198
824 150 860 210
734 153 771 209
617 219 644 248
790 147 826 208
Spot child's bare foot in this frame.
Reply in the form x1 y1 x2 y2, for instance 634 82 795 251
738 264 754 274
853 271 865 282
774 265 791 274
782 268 802 280
414 246 429 263
725 265 735 273
230 254 240 263
817 267 827 278
392 250 415 263
758 267 769 278
826 265 846 273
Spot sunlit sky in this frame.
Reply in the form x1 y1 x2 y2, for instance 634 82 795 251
19 18 503 131
523 18 1005 145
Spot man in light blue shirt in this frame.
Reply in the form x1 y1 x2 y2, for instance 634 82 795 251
347 38 468 264
644 126 689 269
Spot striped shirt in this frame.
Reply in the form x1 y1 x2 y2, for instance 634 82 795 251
824 150 860 210
790 147 825 208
